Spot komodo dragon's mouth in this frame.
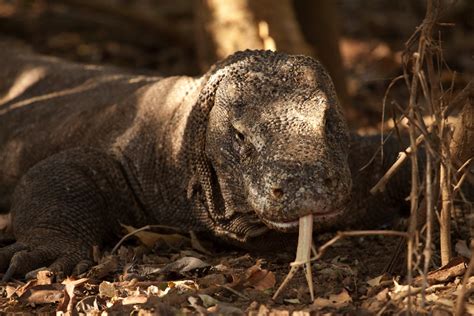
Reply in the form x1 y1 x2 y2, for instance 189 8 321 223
260 208 345 231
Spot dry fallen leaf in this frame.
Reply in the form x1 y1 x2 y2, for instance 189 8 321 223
198 273 227 288
246 268 276 291
436 298 455 308
284 298 301 304
188 296 208 314
414 256 468 286
424 293 439 302
231 259 276 291
375 288 389 302
57 277 88 314
17 284 64 305
122 224 190 249
11 279 37 298
36 270 53 285
388 280 421 301
5 285 17 298
198 294 219 308
99 281 117 298
122 295 148 305
75 295 101 314
465 303 474 315
86 255 118 279
313 289 352 309
367 275 384 287
207 303 244 315
167 280 199 293
147 284 171 298
159 256 210 274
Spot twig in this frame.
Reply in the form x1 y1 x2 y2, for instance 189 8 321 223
421 149 434 307
381 75 406 160
370 133 425 194
453 158 472 195
273 229 408 301
220 285 250 300
111 224 187 254
439 127 453 265
111 225 153 254
370 81 472 195
314 230 408 260
403 0 440 312
442 81 473 118
359 106 411 173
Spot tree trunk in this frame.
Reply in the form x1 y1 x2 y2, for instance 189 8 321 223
293 0 349 110
194 0 312 71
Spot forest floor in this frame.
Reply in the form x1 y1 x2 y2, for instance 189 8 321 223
0 0 472 315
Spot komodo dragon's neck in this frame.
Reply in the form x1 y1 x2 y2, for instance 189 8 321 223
110 76 215 231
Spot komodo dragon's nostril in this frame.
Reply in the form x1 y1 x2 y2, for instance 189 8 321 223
324 177 334 187
271 187 284 199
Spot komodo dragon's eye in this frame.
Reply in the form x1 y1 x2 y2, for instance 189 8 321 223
232 128 251 159
235 131 245 142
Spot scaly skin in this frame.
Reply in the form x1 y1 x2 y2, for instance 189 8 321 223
0 46 414 279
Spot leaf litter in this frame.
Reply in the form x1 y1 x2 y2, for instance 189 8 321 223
0 224 472 314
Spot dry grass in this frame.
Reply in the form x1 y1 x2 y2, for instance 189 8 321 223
376 0 472 313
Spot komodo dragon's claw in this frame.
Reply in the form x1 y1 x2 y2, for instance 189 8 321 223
0 240 92 281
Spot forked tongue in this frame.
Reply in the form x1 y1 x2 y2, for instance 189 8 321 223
273 214 314 301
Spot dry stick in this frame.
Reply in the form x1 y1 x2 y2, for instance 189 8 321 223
220 285 250 300
314 230 408 260
359 107 410 173
439 125 453 265
380 75 406 160
439 81 473 265
402 48 421 314
439 94 474 265
454 241 474 316
273 229 408 301
404 0 439 311
111 224 188 254
111 225 154 254
453 158 473 194
369 81 473 195
393 101 449 168
370 133 425 195
391 101 471 190
421 151 433 308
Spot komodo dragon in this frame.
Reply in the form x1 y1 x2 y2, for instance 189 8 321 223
0 46 420 280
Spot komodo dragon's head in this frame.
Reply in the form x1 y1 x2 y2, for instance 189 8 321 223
189 50 351 241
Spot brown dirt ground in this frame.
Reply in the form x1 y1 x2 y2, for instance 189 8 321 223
0 0 472 314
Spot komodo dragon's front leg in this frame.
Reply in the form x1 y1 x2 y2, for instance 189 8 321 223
0 148 147 280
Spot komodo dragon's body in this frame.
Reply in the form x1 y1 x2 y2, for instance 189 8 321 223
0 47 412 279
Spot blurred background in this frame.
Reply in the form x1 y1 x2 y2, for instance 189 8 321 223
0 0 472 128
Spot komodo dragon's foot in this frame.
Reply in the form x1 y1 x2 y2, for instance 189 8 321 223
0 234 93 281
0 148 128 281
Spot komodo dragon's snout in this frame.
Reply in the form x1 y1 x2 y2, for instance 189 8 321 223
205 53 352 232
